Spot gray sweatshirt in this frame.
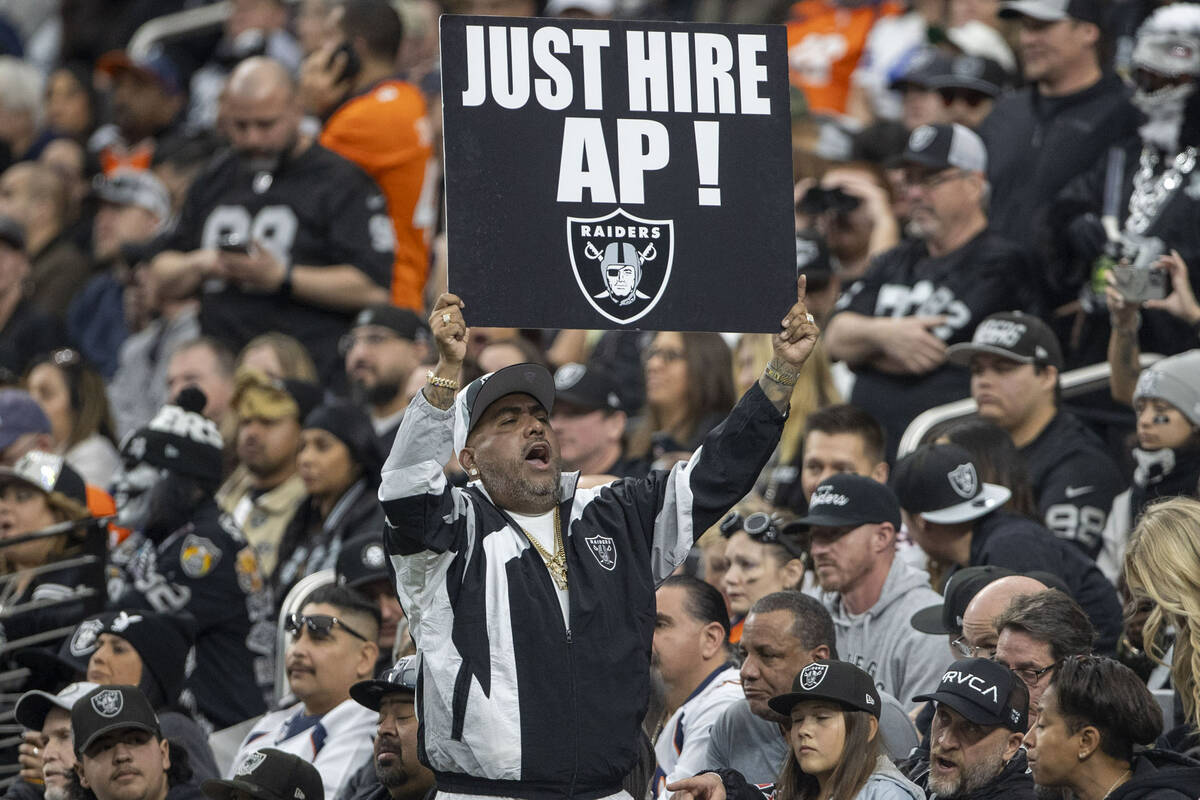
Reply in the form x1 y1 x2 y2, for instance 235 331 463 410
820 557 952 709
858 754 925 800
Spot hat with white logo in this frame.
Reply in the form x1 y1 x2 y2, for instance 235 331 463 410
1133 350 1200 426
204 748 324 800
336 532 391 590
913 657 1028 730
947 311 1064 369
14 681 99 731
552 363 624 413
795 474 901 530
122 387 224 486
768 659 881 718
890 443 1012 524
350 655 419 711
453 363 556 453
898 123 988 173
71 685 160 757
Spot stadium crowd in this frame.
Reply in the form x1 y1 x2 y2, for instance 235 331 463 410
2 1 1200 800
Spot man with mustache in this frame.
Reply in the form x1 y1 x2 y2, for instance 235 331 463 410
906 659 1035 799
341 305 429 452
12 682 98 800
339 656 435 800
230 586 378 800
380 282 820 800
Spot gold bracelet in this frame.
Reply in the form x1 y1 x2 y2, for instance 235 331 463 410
426 371 459 390
764 363 799 387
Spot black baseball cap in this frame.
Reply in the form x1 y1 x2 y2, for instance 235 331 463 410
453 363 556 451
552 363 623 413
769 660 881 718
928 55 1010 98
0 450 88 507
910 565 1015 635
795 474 901 530
0 214 25 252
913 657 1028 731
14 681 98 731
71 685 161 757
891 443 1011 524
337 532 391 590
204 748 324 800
889 48 955 91
896 123 988 173
947 311 1064 370
350 655 419 711
999 0 1102 25
352 305 430 342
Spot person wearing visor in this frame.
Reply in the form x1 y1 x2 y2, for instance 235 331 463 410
231 585 377 800
719 509 807 644
799 474 950 711
668 660 924 800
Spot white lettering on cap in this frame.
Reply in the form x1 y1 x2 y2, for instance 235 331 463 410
974 319 1027 349
941 670 1000 702
811 485 850 507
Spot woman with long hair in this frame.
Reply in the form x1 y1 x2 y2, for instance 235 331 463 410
668 660 923 800
1024 655 1200 799
24 349 118 486
1123 495 1200 749
720 508 807 643
627 332 735 466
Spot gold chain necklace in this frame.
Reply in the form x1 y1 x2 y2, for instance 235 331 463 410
1101 769 1131 800
518 506 568 590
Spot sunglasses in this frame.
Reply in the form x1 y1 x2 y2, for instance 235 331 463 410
937 88 991 106
285 613 369 643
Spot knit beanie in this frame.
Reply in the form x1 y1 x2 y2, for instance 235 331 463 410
122 387 224 488
304 401 383 484
1134 350 1200 426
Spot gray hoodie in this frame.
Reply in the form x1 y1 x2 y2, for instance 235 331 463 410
858 754 926 800
820 556 952 709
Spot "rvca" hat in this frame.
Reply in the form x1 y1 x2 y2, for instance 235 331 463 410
913 657 1028 731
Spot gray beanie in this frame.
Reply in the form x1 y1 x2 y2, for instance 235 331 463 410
1134 350 1200 426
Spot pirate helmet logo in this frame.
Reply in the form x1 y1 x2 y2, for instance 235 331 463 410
948 463 978 499
91 689 124 718
237 752 267 776
567 208 674 324
799 662 829 690
70 618 105 657
909 125 937 152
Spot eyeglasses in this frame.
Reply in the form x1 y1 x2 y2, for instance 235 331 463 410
951 636 995 659
642 347 685 364
285 613 370 643
994 657 1059 688
338 330 402 356
937 88 991 107
903 168 967 191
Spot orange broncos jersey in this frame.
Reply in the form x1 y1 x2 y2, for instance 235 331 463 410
786 0 903 115
321 79 436 311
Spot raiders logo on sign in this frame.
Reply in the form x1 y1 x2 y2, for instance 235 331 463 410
584 534 617 571
799 662 828 690
948 463 978 499
91 689 123 717
236 751 267 776
567 208 674 324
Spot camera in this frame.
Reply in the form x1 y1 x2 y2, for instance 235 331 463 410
1113 235 1169 303
797 186 861 217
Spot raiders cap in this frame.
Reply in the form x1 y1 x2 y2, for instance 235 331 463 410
350 655 419 712
999 0 1102 25
947 311 1064 369
910 565 1015 635
0 450 88 507
898 123 988 173
913 657 1028 731
928 55 1010 98
795 474 901 530
553 363 623 413
452 363 556 453
337 532 391 589
769 659 881 719
204 748 324 800
891 443 1011 524
14 681 98 731
71 685 160 757
352 305 429 342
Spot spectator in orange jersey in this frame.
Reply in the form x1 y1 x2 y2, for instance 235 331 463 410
301 0 435 313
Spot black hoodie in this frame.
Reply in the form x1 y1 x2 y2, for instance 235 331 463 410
1108 750 1200 800
904 746 1036 800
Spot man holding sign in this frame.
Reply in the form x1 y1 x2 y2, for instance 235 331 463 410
378 280 818 800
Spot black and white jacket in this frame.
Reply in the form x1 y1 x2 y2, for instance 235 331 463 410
379 384 785 800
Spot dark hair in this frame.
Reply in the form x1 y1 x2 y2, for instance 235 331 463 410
69 738 192 800
26 349 116 449
749 591 839 660
661 575 730 640
303 583 382 635
995 589 1096 661
922 417 1038 518
804 404 885 466
340 0 405 61
776 708 879 800
629 332 734 458
1050 656 1163 762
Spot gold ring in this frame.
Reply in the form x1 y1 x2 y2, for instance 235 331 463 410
442 312 451 324
805 313 815 324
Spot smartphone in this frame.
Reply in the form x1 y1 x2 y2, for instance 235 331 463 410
1112 265 1169 303
217 232 250 255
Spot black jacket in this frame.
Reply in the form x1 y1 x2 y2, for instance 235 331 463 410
905 747 1035 800
966 511 1123 655
1109 750 1200 800
980 74 1139 243
1020 411 1127 559
380 384 785 799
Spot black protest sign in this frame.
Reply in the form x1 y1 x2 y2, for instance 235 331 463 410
441 15 795 332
